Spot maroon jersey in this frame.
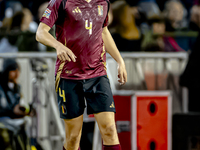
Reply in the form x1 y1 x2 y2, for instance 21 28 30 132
40 0 109 82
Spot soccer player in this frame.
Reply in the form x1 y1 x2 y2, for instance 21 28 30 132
36 0 127 150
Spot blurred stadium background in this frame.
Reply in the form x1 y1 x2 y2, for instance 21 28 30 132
0 0 200 150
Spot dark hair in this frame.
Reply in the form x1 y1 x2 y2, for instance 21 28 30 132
5 11 24 45
10 11 24 31
0 59 19 92
0 70 9 91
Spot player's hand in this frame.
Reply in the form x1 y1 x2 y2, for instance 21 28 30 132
117 62 127 85
56 44 77 62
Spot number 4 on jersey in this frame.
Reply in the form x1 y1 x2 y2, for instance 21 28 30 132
85 20 92 35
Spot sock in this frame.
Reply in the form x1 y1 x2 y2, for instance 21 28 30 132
103 144 121 150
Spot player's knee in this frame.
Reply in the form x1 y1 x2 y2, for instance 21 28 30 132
68 133 80 144
102 124 116 140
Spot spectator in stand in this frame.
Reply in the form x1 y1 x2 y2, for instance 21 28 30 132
156 0 195 13
163 0 187 31
141 3 185 53
110 0 142 52
0 7 38 52
0 59 27 118
0 11 23 53
162 0 189 52
189 5 200 31
142 16 166 52
0 15 12 33
0 2 23 36
0 58 31 150
21 8 37 32
18 8 38 51
140 2 164 52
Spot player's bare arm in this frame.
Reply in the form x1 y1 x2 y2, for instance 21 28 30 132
102 26 127 85
36 22 76 62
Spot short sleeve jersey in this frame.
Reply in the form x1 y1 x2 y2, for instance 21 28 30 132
40 0 109 80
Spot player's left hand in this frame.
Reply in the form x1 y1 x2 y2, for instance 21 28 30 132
117 62 127 85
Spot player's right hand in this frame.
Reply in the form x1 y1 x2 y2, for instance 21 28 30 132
56 44 77 62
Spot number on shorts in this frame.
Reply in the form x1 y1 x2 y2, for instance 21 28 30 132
59 88 66 102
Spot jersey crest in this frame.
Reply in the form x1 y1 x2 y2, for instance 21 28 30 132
98 5 103 16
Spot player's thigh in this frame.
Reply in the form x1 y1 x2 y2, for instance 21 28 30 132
85 75 115 114
57 78 85 119
64 115 84 137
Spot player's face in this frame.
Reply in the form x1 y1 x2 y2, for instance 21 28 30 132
8 69 20 83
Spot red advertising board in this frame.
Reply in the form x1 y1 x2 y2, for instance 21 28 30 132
137 96 168 150
93 91 171 150
114 95 132 150
132 92 172 150
113 91 172 150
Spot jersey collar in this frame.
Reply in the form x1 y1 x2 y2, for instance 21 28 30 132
85 0 92 3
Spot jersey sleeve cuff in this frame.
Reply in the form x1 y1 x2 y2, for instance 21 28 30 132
40 18 54 28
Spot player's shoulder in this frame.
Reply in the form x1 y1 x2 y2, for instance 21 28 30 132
97 0 109 5
103 0 110 5
102 0 110 7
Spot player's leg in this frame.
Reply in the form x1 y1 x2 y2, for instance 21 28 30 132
84 75 121 150
63 115 83 150
94 112 121 150
56 78 85 150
